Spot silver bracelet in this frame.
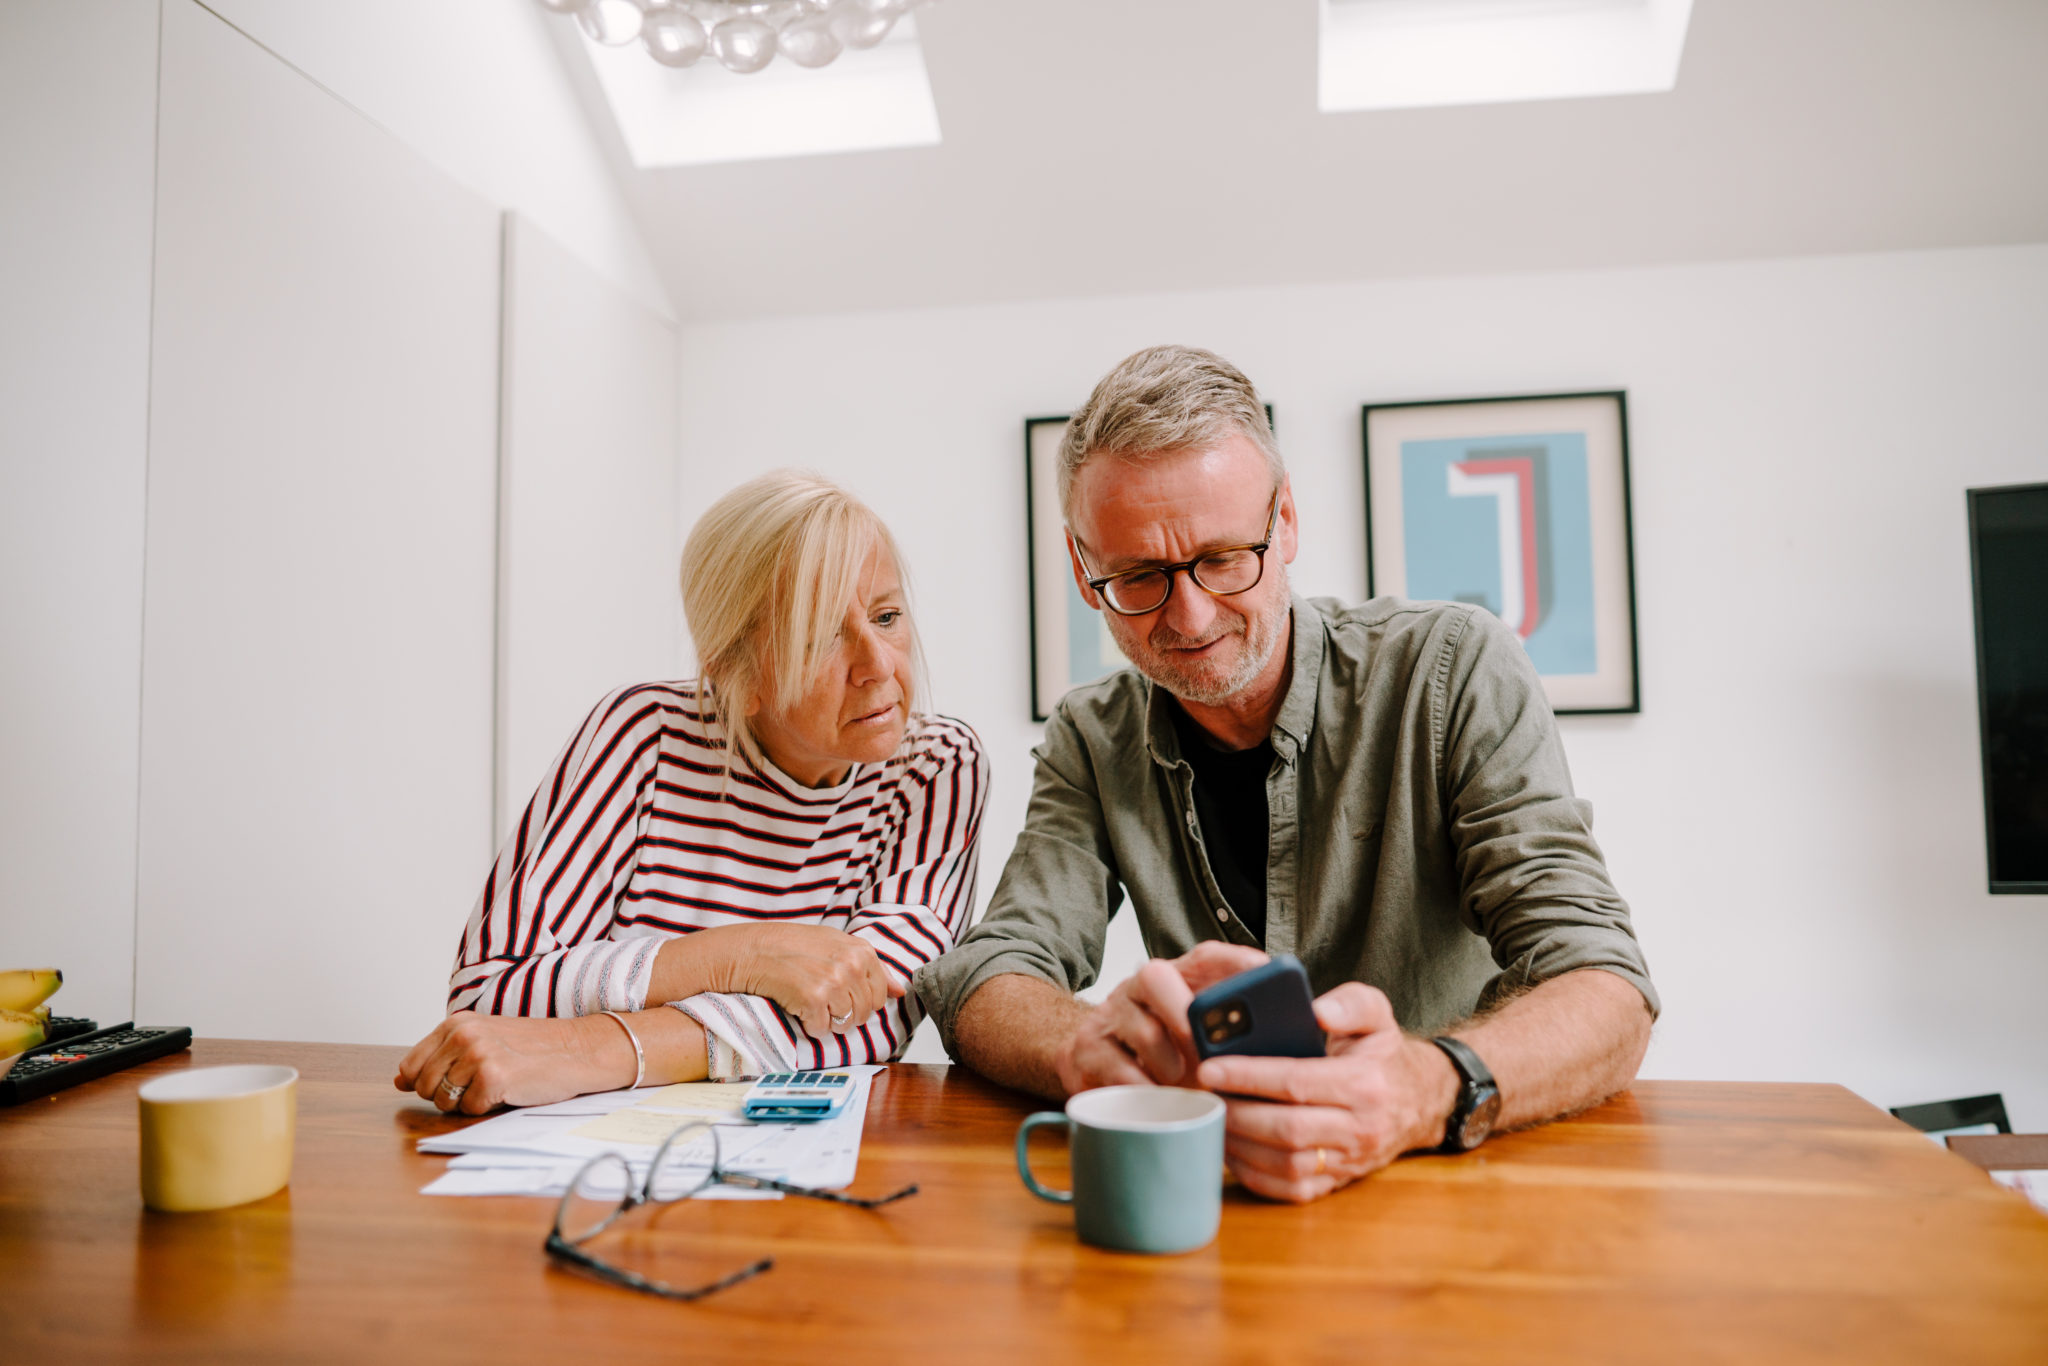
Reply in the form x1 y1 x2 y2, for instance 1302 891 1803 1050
600 1010 645 1089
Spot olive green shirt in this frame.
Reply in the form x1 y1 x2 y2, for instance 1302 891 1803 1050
915 596 1657 1054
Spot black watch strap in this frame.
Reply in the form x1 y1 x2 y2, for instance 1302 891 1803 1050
1429 1035 1499 1154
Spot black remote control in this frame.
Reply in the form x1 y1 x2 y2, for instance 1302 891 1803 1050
44 1015 98 1047
0 1023 194 1106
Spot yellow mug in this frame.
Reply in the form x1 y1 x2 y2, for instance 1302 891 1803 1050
139 1065 298 1212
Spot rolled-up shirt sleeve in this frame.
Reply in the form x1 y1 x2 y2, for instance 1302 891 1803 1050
915 706 1124 1059
1437 608 1660 1016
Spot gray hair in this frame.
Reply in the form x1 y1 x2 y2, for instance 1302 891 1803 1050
1057 345 1284 518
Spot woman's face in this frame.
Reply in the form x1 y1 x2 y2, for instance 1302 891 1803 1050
747 544 915 788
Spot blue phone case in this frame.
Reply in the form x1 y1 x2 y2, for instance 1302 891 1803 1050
1186 954 1326 1060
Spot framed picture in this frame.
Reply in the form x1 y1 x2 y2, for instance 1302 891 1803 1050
1026 407 1277 720
1362 391 1640 715
1025 415 1132 721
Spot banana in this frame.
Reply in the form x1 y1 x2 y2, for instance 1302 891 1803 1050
0 1010 45 1057
0 968 61 1013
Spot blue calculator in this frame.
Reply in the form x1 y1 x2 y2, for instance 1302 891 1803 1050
741 1071 855 1122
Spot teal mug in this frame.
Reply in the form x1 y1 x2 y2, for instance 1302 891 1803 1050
1015 1085 1226 1254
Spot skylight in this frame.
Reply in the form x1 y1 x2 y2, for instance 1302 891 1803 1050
579 14 941 168
1318 0 1694 114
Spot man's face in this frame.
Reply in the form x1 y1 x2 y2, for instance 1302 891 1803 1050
1066 431 1297 708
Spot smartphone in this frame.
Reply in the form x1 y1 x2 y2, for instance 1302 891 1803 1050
1186 954 1326 1060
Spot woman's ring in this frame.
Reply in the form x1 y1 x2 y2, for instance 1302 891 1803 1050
439 1078 467 1101
1314 1147 1327 1175
831 1012 851 1029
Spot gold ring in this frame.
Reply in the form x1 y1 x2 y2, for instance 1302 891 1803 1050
1314 1147 1326 1175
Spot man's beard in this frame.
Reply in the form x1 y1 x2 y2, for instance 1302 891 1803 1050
1106 566 1289 708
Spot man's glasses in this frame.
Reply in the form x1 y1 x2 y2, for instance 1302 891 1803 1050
545 1119 919 1302
1073 488 1281 617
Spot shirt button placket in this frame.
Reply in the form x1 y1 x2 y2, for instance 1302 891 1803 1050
1266 753 1297 957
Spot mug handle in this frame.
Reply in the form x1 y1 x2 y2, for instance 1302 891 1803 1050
1015 1112 1074 1204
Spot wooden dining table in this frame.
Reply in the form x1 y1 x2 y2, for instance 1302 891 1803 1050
3 1038 2045 1363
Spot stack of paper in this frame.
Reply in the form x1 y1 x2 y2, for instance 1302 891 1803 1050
417 1066 881 1198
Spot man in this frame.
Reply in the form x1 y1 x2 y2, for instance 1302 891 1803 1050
914 345 1658 1203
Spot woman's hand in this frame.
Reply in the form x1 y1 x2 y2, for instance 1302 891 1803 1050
664 923 901 1039
393 1011 635 1115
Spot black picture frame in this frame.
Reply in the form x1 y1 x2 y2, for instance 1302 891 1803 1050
1024 415 1092 723
1362 391 1641 715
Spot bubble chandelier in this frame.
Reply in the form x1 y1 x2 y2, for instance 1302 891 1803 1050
538 0 940 75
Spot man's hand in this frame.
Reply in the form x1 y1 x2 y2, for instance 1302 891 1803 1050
394 1011 636 1115
1194 982 1458 1204
1054 941 1270 1094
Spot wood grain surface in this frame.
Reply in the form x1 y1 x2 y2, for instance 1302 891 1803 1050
3 1040 2045 1364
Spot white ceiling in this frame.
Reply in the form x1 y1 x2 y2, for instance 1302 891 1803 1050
558 0 2048 321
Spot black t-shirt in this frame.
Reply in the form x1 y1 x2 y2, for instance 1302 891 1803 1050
1169 703 1273 946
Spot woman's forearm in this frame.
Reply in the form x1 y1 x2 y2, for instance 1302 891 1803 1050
645 923 898 1042
573 1007 711 1087
623 1005 710 1085
645 929 738 1005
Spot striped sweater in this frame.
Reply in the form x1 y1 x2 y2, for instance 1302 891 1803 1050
449 682 988 1076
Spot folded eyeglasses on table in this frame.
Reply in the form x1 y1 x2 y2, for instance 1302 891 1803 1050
545 1118 920 1301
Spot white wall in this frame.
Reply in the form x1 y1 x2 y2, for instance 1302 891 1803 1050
674 243 2048 1125
0 0 160 1027
0 1 680 1045
199 0 671 319
497 214 684 838
134 0 501 1046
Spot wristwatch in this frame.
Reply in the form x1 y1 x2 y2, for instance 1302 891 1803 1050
1428 1036 1501 1153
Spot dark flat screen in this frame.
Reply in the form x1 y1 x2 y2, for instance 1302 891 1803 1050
1970 483 2048 892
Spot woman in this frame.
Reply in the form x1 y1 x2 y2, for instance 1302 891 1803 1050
396 471 987 1113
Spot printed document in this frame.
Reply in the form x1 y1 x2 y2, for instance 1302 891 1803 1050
417 1066 880 1198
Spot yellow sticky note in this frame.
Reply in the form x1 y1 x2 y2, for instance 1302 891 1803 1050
569 1108 711 1147
634 1082 753 1115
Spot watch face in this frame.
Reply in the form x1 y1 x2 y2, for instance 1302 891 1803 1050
1461 1087 1503 1149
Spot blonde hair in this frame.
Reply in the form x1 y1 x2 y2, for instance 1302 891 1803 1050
680 470 921 782
1058 344 1284 517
